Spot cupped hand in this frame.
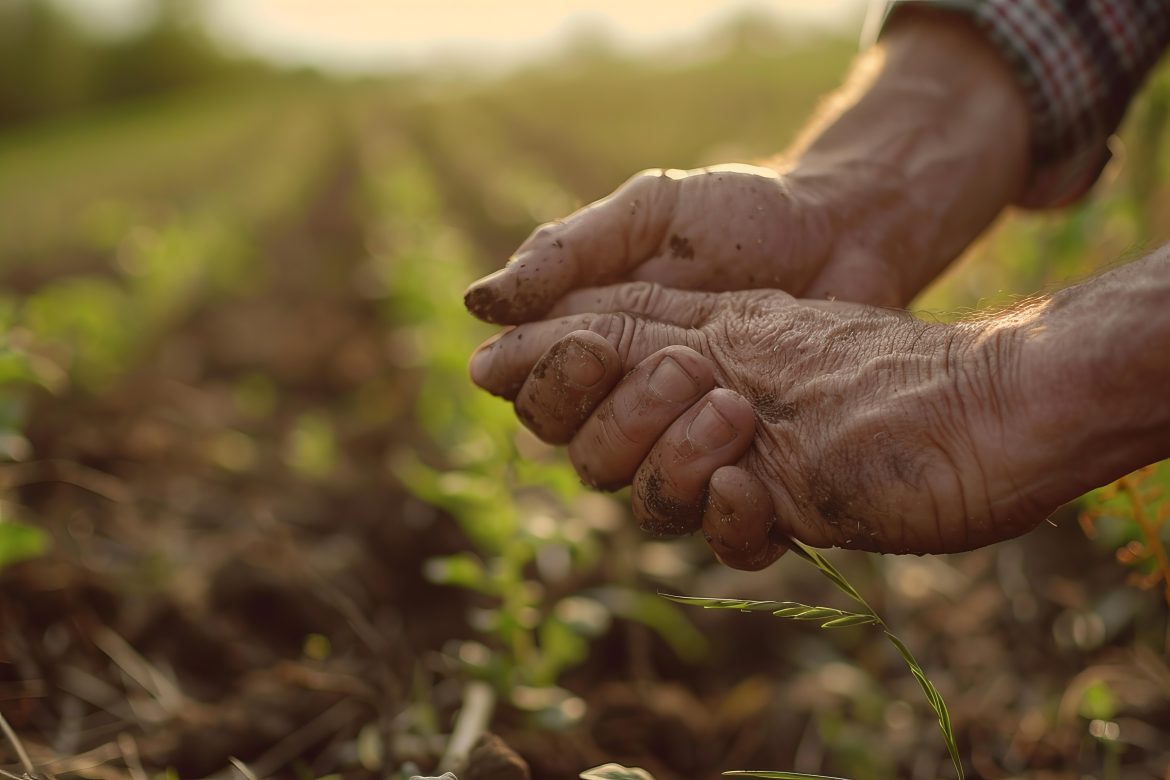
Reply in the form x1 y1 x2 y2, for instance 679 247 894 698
470 282 1051 565
464 164 905 327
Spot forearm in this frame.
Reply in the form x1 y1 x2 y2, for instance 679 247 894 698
1008 249 1170 509
780 8 1030 304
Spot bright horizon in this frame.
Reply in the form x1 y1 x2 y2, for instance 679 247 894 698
55 0 872 72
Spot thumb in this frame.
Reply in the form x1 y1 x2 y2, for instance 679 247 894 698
464 170 681 324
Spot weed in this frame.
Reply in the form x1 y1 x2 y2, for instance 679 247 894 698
365 142 703 754
583 544 968 780
1079 464 1170 608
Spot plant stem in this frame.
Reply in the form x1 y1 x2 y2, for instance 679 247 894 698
438 679 496 773
0 711 36 778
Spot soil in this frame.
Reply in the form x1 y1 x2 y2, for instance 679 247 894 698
2 123 1168 780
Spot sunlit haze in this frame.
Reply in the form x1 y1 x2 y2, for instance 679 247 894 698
55 0 871 71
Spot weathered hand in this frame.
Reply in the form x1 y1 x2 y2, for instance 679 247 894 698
464 164 908 327
470 283 1050 565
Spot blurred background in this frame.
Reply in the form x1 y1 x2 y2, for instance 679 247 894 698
0 1 1168 778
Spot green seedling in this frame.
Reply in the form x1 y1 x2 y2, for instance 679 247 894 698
583 540 964 780
663 540 963 780
371 150 703 749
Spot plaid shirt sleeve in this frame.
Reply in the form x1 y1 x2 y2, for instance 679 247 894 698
870 0 1170 208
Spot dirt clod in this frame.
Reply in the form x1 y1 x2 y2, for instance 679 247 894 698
668 234 694 260
464 733 530 780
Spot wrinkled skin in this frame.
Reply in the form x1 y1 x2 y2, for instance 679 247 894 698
471 283 1050 565
463 165 908 327
463 10 1050 569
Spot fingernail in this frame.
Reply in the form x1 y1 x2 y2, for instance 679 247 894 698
563 343 605 387
688 402 736 451
469 347 492 385
648 357 699 403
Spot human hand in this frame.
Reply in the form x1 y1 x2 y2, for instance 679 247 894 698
464 164 910 328
464 5 1036 329
469 282 1051 566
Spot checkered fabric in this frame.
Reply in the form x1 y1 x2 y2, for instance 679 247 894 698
875 0 1170 208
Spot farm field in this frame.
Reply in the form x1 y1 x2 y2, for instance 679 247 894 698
1 20 1169 780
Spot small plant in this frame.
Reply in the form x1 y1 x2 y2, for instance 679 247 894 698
367 148 705 772
584 540 964 780
1079 464 1170 607
0 318 58 574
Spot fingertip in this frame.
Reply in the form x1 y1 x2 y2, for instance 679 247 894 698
703 466 786 571
468 328 511 390
469 331 530 400
512 330 623 444
464 267 552 325
468 346 491 388
464 270 516 324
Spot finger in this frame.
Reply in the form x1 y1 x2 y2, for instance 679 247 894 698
630 388 755 537
703 466 787 571
463 170 682 325
567 346 714 490
513 331 623 444
469 310 700 400
545 281 720 327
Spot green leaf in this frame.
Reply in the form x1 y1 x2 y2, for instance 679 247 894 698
530 618 589 687
660 595 788 612
1079 681 1117 720
780 607 841 621
786 542 868 607
423 552 491 593
819 614 879 628
580 763 657 780
665 595 876 628
287 412 338 478
0 350 39 387
0 520 49 570
666 545 965 779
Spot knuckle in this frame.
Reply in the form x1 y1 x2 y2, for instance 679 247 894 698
528 220 566 247
620 281 660 311
629 168 664 187
626 168 681 203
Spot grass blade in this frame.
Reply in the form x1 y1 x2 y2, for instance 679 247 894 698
882 631 962 778
819 614 879 628
668 540 966 779
660 595 791 612
786 542 869 607
662 596 873 626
